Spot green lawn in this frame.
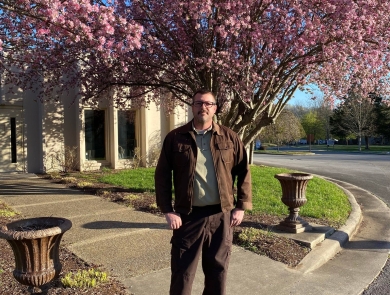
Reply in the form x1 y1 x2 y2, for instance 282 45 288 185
99 167 156 192
99 165 350 227
256 144 390 154
323 144 390 152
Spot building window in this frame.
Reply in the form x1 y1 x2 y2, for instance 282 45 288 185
10 117 16 163
85 110 106 160
118 110 136 159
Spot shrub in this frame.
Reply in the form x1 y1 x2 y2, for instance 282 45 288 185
44 146 79 173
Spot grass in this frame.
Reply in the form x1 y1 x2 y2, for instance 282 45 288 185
98 167 156 192
95 166 350 227
255 150 314 155
256 144 390 154
251 165 349 226
325 144 390 152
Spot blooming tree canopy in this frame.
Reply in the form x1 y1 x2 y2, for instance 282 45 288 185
0 0 143 104
2 0 390 146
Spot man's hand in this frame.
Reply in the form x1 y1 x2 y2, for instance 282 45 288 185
165 212 182 230
230 208 245 227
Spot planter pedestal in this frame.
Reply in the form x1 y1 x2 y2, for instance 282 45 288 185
274 173 313 233
0 217 72 293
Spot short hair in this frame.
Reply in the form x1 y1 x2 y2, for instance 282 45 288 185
192 89 216 102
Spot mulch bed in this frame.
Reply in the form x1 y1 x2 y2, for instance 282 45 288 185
0 215 128 295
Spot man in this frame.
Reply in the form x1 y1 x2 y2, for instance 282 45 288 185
155 89 252 295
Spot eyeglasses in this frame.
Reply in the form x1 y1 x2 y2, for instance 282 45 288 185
192 101 217 108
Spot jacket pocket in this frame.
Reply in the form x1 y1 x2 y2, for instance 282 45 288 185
216 141 234 164
173 144 191 166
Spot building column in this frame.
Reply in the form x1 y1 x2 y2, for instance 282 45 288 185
23 91 44 173
109 106 120 169
139 107 147 167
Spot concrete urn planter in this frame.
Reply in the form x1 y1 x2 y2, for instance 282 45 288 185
274 173 313 233
0 217 72 292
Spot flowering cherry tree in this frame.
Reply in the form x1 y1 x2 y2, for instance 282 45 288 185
126 0 390 145
2 0 390 146
0 0 143 104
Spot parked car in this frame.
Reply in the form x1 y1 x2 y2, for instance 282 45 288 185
326 139 338 146
255 140 261 149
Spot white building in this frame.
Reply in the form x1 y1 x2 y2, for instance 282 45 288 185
0 80 190 173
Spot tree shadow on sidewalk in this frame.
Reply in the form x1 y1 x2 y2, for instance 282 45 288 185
82 220 167 230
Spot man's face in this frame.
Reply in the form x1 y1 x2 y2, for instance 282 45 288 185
191 93 217 127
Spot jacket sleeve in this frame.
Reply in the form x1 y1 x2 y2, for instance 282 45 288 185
233 137 252 210
154 135 174 213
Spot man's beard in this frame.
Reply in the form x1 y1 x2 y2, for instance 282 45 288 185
196 111 208 123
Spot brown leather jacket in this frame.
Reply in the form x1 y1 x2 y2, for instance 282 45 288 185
155 121 252 215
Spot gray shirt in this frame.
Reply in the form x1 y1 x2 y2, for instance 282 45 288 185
192 126 220 206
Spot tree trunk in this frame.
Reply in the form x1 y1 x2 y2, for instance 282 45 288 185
248 141 254 164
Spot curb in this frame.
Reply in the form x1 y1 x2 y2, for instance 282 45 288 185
295 177 362 273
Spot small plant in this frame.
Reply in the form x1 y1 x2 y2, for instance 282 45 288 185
238 227 263 242
44 145 79 173
0 209 18 218
146 145 161 167
237 227 273 252
149 203 158 210
0 202 19 218
98 190 111 196
61 176 77 184
122 147 145 169
49 172 62 180
61 269 108 288
76 181 94 188
124 194 141 201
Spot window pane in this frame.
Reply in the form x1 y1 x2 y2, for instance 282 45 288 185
85 110 106 160
118 110 136 159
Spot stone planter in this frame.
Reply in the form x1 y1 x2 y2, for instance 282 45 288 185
274 173 313 233
0 217 72 292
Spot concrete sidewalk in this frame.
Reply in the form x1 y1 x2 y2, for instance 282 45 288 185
1 173 390 295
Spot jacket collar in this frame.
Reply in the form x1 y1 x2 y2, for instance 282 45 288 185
182 120 221 135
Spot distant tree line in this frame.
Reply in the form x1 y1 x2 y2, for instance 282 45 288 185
257 92 390 150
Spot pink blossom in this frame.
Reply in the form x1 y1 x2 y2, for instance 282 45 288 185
2 0 390 145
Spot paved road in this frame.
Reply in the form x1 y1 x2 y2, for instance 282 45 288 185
253 151 390 294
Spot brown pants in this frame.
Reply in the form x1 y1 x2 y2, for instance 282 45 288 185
170 205 233 295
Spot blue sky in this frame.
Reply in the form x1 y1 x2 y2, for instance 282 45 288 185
289 84 323 105
289 89 312 105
